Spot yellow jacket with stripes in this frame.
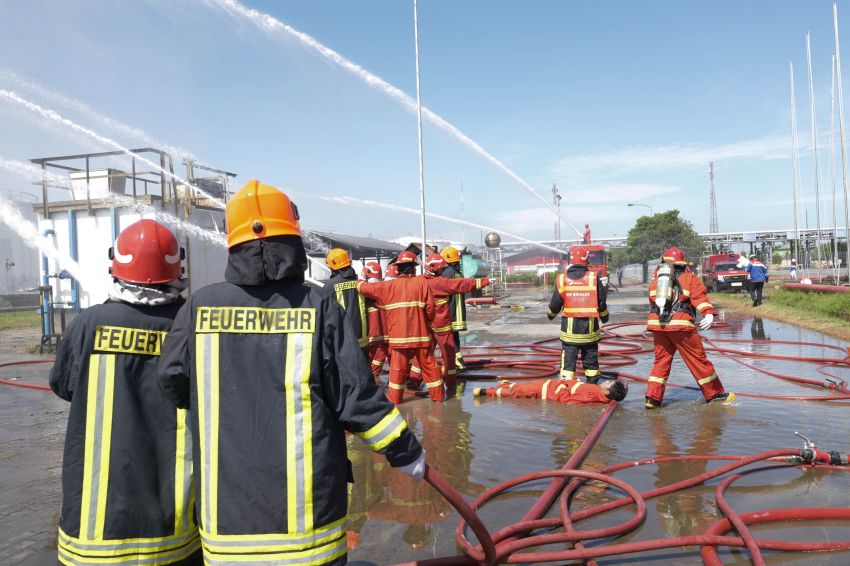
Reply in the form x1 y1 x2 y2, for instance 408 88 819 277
49 300 200 566
328 267 369 349
158 278 423 566
441 264 469 332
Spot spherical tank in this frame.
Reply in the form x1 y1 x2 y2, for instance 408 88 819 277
484 232 501 248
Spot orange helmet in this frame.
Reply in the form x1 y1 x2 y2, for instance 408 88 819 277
424 253 447 274
440 246 460 264
362 261 382 279
385 263 400 278
661 247 687 265
226 180 301 248
326 248 352 270
397 250 419 264
569 248 589 266
109 219 183 284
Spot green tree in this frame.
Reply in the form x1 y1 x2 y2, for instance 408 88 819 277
625 210 705 279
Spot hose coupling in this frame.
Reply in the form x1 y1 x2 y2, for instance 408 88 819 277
790 431 850 465
824 376 848 391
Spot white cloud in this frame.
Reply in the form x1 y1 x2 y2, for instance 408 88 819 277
561 182 682 204
550 135 791 180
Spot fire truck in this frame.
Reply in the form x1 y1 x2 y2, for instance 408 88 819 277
567 244 608 281
699 253 748 292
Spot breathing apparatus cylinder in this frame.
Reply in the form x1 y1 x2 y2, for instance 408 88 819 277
655 263 674 322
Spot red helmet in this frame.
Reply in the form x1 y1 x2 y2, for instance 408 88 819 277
110 219 183 284
424 254 447 274
569 248 589 266
661 247 687 265
385 263 400 278
396 251 419 264
362 261 382 279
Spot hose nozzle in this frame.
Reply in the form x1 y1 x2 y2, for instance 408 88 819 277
790 431 850 465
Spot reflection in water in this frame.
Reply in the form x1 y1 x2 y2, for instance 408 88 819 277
751 317 768 341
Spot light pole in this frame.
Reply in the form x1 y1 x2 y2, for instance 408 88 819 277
627 202 654 215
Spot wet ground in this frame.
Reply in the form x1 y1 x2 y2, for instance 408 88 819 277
2 287 849 564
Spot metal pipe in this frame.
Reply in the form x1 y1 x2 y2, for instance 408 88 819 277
413 0 427 267
40 229 55 341
834 3 849 283
806 33 823 281
791 60 801 268
831 52 840 282
67 210 79 311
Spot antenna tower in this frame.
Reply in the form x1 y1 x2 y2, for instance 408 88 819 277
709 161 719 234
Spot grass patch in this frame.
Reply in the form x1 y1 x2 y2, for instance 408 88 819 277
711 286 850 342
0 310 42 331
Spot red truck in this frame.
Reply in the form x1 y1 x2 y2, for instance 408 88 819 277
699 253 748 292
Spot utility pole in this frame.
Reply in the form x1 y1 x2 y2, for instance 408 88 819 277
413 0 427 267
709 162 719 253
552 183 562 244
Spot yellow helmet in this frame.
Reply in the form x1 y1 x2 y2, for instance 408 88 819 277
226 180 301 248
326 248 352 270
440 246 460 264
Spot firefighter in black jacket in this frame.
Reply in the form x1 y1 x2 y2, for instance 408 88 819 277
439 246 468 370
158 180 425 566
547 248 609 383
49 219 200 565
326 248 368 352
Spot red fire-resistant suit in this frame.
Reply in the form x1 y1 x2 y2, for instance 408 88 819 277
646 269 727 402
483 378 610 403
358 276 444 403
415 274 489 391
365 298 388 379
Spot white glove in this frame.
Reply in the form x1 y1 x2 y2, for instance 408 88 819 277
738 255 751 267
600 276 609 287
699 313 714 331
397 450 427 480
655 296 667 311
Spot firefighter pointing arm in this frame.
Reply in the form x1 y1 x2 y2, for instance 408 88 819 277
158 181 424 566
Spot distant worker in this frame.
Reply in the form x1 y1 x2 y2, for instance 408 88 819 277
789 258 798 282
473 377 627 403
645 247 735 409
420 253 489 394
50 219 201 565
158 181 425 565
741 254 768 307
547 248 609 383
362 261 388 380
583 223 592 244
358 251 444 404
327 247 369 351
440 246 470 370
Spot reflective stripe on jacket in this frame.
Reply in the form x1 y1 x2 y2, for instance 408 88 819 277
547 266 608 344
421 273 488 334
358 275 436 349
441 264 469 331
157 280 422 564
49 300 200 565
328 271 368 348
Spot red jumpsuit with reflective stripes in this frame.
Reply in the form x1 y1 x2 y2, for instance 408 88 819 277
645 269 726 402
358 276 443 403
412 274 489 391
365 299 388 379
483 378 610 403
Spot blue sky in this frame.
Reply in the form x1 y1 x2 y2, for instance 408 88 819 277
1 0 849 243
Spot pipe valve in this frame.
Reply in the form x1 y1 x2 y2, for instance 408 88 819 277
787 431 850 465
824 376 848 391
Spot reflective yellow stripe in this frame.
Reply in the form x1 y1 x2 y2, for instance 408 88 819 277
80 354 117 541
196 333 220 535
435 298 449 305
584 368 600 377
58 528 200 559
647 320 695 328
496 387 503 398
334 287 346 309
648 376 667 384
570 381 583 395
541 379 551 398
431 324 453 333
560 330 602 344
354 408 408 451
561 285 596 291
598 308 609 318
547 308 556 317
371 359 383 366
200 518 346 563
285 333 315 534
426 379 445 389
698 373 718 385
387 336 431 344
174 408 193 534
562 307 599 314
475 278 483 290
357 293 368 347
388 382 406 390
695 302 712 312
93 325 167 356
649 290 657 297
682 289 692 297
384 301 426 310
58 536 202 565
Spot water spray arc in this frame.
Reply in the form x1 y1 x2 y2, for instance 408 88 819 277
200 0 584 239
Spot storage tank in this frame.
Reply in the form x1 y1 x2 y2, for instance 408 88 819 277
484 232 501 249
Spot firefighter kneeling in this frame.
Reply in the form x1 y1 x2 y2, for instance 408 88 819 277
645 247 736 409
548 247 608 382
358 251 445 404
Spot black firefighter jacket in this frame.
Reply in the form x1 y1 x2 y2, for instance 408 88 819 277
157 236 423 566
327 266 368 349
441 263 469 332
49 299 200 566
547 265 609 344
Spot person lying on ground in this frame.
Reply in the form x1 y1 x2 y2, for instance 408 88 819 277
473 377 627 404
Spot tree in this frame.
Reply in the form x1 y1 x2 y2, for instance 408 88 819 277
625 210 705 279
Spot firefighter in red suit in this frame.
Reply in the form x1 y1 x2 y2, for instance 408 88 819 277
473 377 627 403
416 254 489 394
645 247 736 409
357 251 444 403
547 248 608 383
362 261 388 380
